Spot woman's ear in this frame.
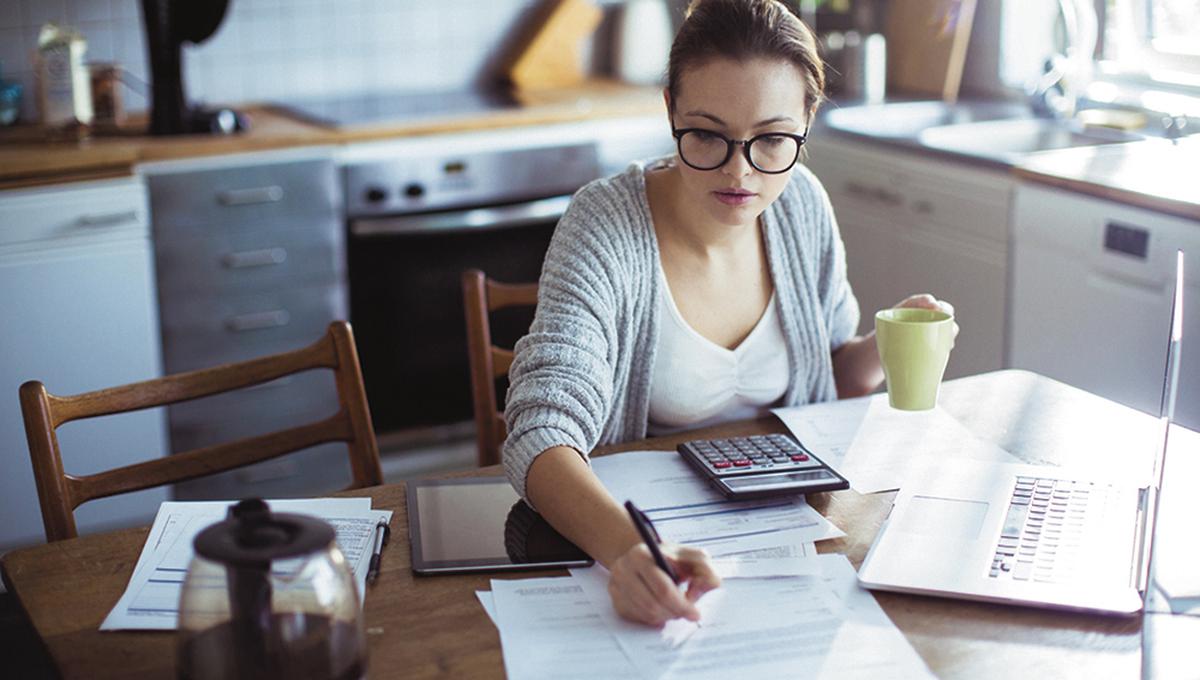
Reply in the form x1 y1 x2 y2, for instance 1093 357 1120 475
662 88 672 124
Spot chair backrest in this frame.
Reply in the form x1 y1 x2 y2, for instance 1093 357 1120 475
462 269 539 467
19 321 383 542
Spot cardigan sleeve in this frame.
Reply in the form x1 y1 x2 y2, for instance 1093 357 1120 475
795 165 861 351
501 181 624 501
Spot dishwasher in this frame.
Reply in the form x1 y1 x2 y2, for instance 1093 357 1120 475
1009 183 1199 430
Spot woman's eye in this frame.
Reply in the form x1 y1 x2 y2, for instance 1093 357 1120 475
692 130 722 142
759 136 787 147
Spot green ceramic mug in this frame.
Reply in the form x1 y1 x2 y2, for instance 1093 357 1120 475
875 308 956 410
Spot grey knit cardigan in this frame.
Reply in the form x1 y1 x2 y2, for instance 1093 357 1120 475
502 158 860 500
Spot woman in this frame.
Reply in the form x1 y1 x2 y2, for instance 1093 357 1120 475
503 0 954 626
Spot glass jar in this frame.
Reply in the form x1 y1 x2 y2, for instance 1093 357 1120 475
177 499 367 680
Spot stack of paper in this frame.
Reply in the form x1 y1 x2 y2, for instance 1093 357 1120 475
773 393 1017 493
477 554 934 680
590 450 845 555
101 498 393 631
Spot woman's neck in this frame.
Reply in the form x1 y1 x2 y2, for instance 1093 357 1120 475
649 164 760 261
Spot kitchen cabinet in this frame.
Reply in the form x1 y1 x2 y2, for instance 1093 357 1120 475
0 178 169 553
803 136 1013 379
1010 182 1199 430
143 148 349 501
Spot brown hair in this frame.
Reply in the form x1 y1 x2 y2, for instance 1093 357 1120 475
667 0 825 119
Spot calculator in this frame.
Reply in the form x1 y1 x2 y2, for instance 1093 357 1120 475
677 433 849 499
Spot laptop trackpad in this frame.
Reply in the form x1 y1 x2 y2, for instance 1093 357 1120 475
894 496 990 540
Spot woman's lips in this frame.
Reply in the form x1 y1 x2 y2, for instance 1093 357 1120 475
713 189 756 206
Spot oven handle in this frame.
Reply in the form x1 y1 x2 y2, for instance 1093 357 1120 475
350 194 572 237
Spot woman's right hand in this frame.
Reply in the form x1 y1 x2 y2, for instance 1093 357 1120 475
607 542 721 627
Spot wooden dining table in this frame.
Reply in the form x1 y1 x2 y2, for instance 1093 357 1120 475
2 370 1173 679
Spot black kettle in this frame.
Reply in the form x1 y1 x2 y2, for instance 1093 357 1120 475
176 499 367 680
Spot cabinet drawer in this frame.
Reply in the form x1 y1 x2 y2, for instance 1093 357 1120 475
155 220 344 296
0 178 148 248
148 159 339 232
159 283 347 373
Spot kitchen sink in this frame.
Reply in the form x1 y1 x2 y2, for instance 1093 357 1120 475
822 99 1148 165
823 100 1029 139
917 117 1142 159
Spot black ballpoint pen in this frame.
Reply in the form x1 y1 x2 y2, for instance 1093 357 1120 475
624 500 679 584
366 521 390 584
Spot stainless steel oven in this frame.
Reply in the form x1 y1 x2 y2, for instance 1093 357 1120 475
344 143 602 436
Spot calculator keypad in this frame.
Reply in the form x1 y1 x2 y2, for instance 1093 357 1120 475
681 434 825 476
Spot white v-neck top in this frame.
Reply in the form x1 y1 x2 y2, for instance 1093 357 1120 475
646 266 790 435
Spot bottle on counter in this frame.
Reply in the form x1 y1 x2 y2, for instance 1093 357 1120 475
35 23 94 135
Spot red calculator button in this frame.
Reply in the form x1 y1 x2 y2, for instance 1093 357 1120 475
733 459 752 467
791 454 810 462
713 461 732 468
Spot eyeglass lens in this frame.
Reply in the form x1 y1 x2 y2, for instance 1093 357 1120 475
678 130 800 172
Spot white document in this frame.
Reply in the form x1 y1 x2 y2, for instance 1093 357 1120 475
569 554 934 680
101 499 392 631
476 590 497 624
591 450 845 549
571 564 845 679
814 554 936 678
710 552 820 579
773 394 1016 493
490 576 640 680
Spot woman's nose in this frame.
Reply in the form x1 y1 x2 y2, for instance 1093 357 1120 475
722 144 753 178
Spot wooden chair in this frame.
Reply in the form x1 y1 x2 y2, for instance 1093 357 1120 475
19 321 383 542
462 269 539 467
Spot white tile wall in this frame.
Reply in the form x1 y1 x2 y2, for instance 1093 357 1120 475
0 0 539 124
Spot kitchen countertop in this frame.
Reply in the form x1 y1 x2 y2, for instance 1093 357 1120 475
0 79 665 190
1013 137 1200 221
815 98 1200 221
6 84 1196 224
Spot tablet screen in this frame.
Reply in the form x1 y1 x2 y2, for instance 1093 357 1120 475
406 477 593 574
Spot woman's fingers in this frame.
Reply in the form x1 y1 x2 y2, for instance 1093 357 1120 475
670 546 722 601
895 293 955 318
609 543 717 625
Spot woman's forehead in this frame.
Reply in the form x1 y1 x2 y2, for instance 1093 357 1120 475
673 57 808 125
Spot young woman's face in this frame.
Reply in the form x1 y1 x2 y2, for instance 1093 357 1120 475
669 57 809 228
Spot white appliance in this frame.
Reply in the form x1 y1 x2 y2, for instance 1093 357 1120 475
0 178 169 553
1009 183 1199 430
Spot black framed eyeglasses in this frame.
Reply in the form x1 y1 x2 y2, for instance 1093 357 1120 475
671 124 810 174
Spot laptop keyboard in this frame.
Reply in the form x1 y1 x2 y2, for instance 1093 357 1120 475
988 476 1119 584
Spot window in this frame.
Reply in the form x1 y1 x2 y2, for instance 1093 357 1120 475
1101 0 1200 87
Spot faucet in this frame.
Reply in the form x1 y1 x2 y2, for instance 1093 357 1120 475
1028 0 1098 120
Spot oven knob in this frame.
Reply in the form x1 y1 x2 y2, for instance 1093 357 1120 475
364 186 388 203
404 183 426 199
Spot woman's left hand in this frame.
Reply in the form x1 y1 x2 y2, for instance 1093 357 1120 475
892 293 960 339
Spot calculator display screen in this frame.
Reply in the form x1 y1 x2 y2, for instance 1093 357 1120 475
724 470 838 491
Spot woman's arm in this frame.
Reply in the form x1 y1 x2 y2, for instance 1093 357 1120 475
831 332 883 398
525 446 720 626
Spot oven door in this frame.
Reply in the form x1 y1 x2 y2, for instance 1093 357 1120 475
348 194 569 436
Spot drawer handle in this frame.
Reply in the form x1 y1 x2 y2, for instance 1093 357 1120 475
222 247 288 269
217 185 284 206
874 188 904 206
225 310 290 332
77 210 139 227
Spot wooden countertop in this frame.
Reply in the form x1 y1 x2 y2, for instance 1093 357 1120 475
1014 137 1200 221
0 80 664 190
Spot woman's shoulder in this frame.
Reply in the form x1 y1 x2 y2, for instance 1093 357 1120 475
541 159 659 283
781 161 830 208
566 159 656 223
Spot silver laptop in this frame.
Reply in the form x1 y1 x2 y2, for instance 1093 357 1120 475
858 251 1185 615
